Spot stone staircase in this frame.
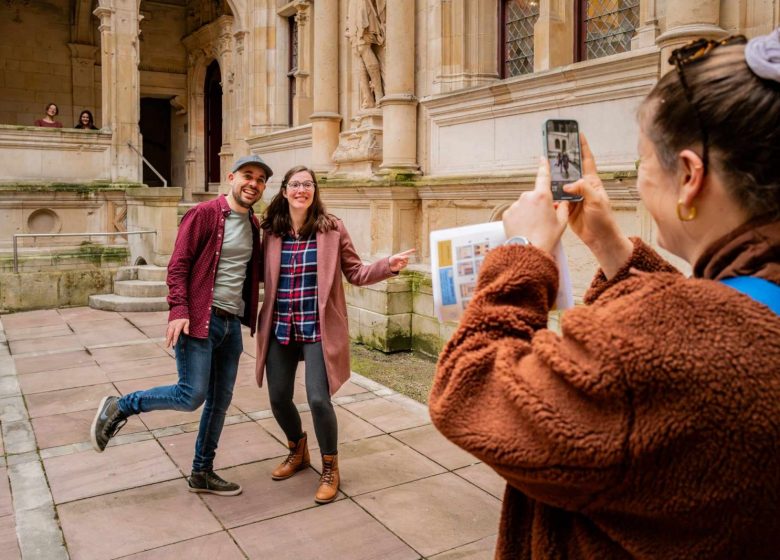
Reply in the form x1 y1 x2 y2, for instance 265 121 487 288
89 265 169 312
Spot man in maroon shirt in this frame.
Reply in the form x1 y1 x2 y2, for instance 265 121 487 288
90 155 272 496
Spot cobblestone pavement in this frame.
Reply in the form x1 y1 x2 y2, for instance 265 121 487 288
0 307 502 559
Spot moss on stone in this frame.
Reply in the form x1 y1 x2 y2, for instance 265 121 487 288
0 182 142 193
0 268 119 312
403 270 431 292
412 333 444 359
41 245 131 268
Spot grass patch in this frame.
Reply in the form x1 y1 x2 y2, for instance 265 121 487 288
350 342 437 404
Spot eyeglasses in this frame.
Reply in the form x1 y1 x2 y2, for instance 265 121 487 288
287 181 315 191
668 35 746 174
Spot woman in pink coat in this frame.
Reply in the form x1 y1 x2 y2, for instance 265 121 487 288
255 165 414 503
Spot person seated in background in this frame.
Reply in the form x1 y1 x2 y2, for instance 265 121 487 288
33 103 63 128
74 110 98 130
430 30 780 559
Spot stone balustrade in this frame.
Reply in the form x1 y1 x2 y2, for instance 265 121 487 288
0 125 114 184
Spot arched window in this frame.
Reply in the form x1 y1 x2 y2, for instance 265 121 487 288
554 139 561 149
500 0 540 78
576 0 640 61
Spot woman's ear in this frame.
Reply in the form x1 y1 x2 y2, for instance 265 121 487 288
677 149 706 206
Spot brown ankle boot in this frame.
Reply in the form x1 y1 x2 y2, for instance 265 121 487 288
271 432 310 480
314 453 340 504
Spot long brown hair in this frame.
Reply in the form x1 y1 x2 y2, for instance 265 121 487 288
639 44 780 220
260 165 338 237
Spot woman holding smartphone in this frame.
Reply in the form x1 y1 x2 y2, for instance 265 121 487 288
256 165 413 503
431 31 780 558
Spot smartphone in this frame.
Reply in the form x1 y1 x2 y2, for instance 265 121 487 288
543 119 584 201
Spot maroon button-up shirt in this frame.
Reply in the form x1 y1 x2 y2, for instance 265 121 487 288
167 195 262 338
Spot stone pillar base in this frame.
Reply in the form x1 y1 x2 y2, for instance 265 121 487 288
311 112 342 174
330 110 383 178
380 94 419 172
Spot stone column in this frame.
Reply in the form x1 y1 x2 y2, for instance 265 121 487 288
94 0 142 183
380 0 419 173
68 43 99 126
232 30 250 159
310 0 341 173
656 0 726 73
293 1 314 125
631 0 660 50
183 50 204 201
217 18 234 192
438 0 499 91
533 0 574 71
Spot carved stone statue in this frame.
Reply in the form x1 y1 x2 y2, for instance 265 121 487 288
346 0 386 109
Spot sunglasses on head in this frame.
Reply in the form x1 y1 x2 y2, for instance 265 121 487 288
668 35 747 174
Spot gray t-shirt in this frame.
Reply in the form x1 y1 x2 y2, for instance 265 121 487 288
212 211 253 316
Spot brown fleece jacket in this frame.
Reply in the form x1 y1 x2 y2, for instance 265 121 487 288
430 222 780 559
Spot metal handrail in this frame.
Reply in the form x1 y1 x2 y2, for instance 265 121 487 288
12 230 156 273
127 141 168 187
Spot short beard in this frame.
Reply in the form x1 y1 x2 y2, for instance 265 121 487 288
231 188 256 209
235 196 254 209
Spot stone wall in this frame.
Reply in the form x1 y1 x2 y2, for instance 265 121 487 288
0 0 74 126
0 183 179 312
334 174 668 357
0 183 132 252
0 126 112 184
0 267 122 313
139 2 188 75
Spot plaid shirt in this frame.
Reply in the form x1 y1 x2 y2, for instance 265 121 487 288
273 233 320 344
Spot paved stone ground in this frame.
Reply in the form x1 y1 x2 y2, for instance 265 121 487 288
0 307 502 559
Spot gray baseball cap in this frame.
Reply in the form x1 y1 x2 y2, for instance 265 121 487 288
231 155 273 179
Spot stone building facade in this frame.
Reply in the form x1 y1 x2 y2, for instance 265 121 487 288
1 1 778 353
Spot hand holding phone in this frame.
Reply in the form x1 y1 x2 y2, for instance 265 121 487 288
543 119 584 201
502 156 570 254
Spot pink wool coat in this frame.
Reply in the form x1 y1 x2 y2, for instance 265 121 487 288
255 219 395 394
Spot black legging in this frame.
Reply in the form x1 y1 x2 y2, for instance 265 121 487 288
265 337 338 455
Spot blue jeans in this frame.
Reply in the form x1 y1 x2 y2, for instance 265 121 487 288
117 309 243 472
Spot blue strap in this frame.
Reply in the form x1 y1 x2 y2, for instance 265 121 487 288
720 276 780 315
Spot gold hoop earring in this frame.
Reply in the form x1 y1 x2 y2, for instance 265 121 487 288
676 200 697 221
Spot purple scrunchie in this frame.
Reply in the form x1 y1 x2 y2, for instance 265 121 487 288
745 27 780 82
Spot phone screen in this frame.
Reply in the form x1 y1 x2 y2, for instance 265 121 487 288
544 120 583 201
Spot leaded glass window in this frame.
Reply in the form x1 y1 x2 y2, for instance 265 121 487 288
502 0 540 78
288 15 298 126
579 0 640 61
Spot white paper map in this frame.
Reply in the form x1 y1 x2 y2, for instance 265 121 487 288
430 221 574 323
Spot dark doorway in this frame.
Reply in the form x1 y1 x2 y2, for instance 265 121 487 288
139 98 171 187
204 60 223 190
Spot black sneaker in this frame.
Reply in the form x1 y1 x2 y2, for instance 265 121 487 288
188 470 242 496
90 396 128 452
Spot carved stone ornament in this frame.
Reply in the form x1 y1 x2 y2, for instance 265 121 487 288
170 95 187 115
332 110 383 164
113 204 128 233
